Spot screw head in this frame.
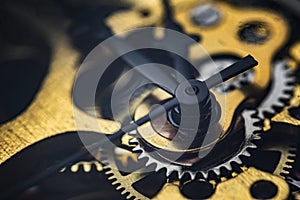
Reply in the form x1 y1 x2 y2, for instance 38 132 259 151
191 4 221 27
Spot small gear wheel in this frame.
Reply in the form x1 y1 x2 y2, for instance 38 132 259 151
257 60 295 119
101 110 262 199
129 110 262 179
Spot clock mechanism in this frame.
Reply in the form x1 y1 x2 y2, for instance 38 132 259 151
0 0 300 199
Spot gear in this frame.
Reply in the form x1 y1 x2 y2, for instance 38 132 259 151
101 110 262 200
257 60 295 119
102 150 148 200
60 160 103 173
266 145 296 178
129 110 261 179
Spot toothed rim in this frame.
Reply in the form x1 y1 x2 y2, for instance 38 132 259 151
129 110 262 180
279 146 297 178
101 153 146 200
258 61 295 119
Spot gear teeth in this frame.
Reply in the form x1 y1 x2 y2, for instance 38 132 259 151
202 172 208 179
213 168 221 176
188 171 196 180
274 102 285 107
252 118 260 124
178 171 185 179
105 170 114 176
281 93 292 99
121 189 128 195
126 194 134 200
155 163 164 171
258 60 295 119
166 168 173 177
253 135 261 140
127 109 260 182
248 110 257 117
116 185 123 190
166 165 179 177
247 143 257 149
130 138 139 143
224 164 232 171
242 151 251 157
128 130 137 136
287 158 295 163
112 180 119 185
253 126 261 132
285 83 294 89
145 159 152 167
234 157 243 165
281 168 293 178
132 145 141 152
137 153 147 160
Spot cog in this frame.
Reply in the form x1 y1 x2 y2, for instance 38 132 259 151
266 145 296 178
129 110 261 179
257 60 295 119
101 110 262 200
60 160 103 173
102 150 148 200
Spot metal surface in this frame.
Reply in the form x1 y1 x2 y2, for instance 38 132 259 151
105 110 260 180
100 0 300 199
257 61 295 119
0 0 299 199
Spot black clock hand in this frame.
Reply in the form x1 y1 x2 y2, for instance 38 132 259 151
205 55 258 88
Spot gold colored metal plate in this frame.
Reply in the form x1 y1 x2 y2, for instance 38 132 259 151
0 21 120 164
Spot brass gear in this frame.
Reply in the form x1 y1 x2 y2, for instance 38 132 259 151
265 145 296 178
101 110 262 199
129 110 261 179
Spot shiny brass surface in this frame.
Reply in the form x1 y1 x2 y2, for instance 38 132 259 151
101 0 300 199
171 0 289 132
211 168 289 200
127 0 291 156
0 0 299 199
0 18 120 164
273 86 300 126
131 1 290 150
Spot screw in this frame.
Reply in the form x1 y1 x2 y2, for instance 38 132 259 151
191 4 221 27
185 86 199 95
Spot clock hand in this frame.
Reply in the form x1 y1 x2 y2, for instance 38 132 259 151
205 54 258 88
